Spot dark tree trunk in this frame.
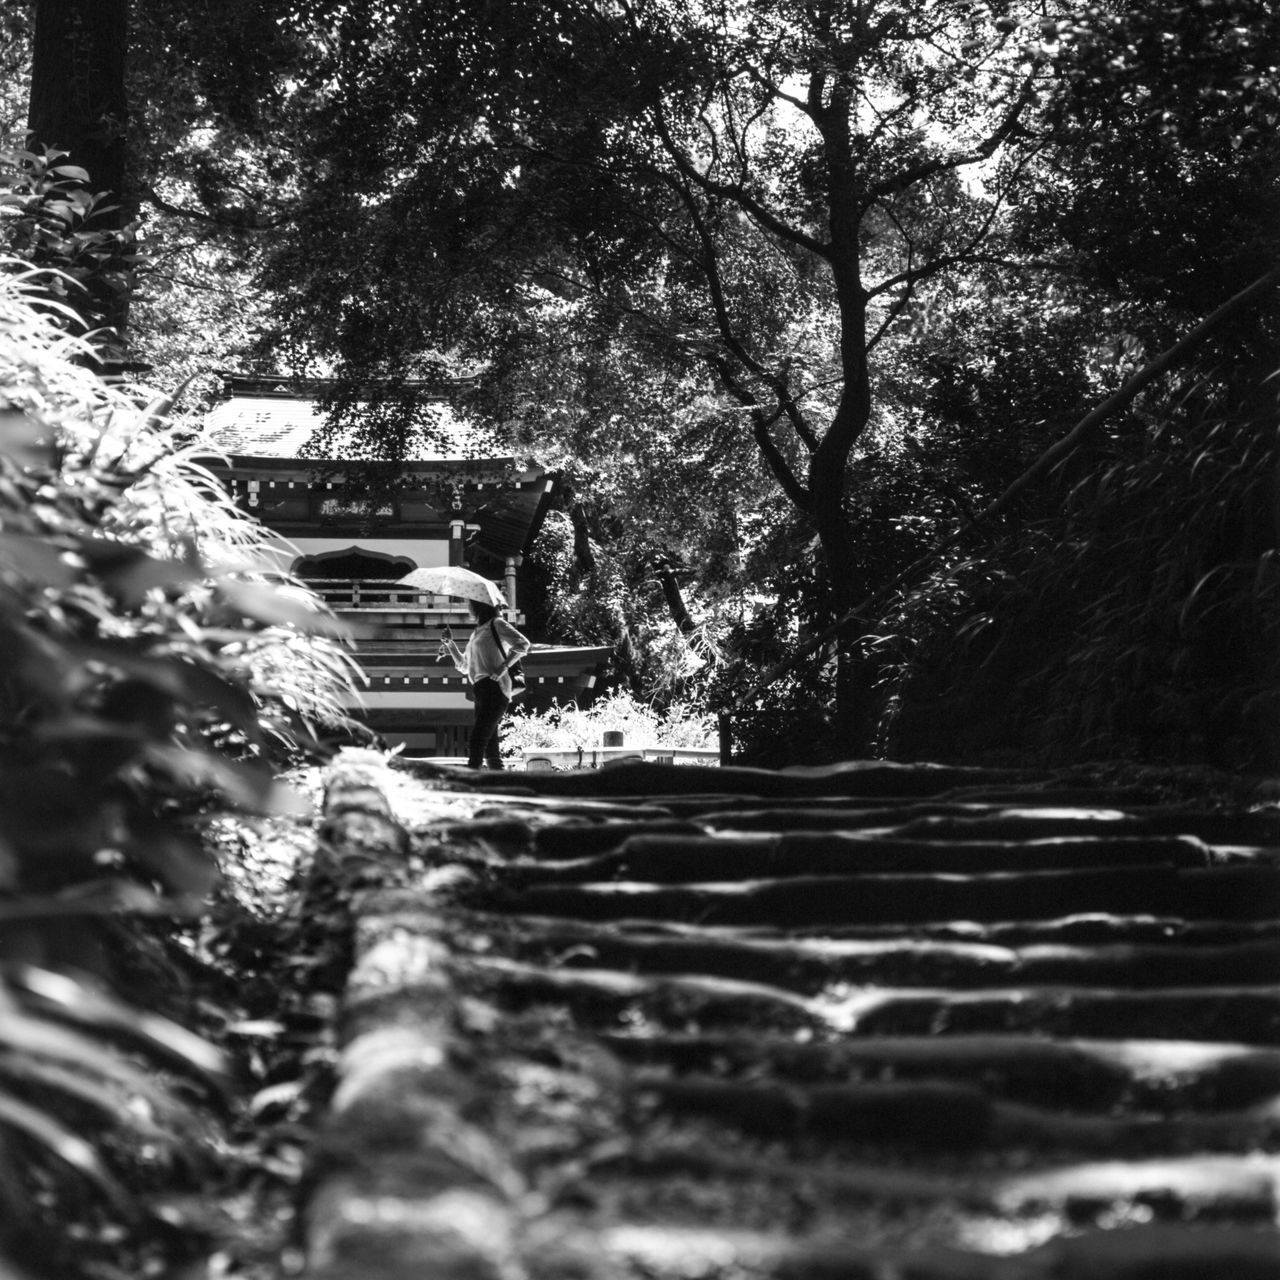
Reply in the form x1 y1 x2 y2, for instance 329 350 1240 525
27 0 132 338
28 0 129 199
568 502 596 575
658 565 697 638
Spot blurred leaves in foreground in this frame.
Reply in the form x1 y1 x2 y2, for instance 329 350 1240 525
0 255 361 1274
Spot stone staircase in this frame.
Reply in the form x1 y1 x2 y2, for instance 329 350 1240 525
303 754 1280 1279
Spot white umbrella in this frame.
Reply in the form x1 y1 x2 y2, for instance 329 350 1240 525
397 565 507 607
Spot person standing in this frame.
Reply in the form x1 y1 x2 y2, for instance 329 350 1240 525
439 599 531 769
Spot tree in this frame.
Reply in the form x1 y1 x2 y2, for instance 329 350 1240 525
9 1 298 377
264 0 1061 736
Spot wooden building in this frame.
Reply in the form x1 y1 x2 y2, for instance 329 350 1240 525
202 374 610 756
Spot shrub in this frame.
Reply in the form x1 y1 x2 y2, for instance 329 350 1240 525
874 364 1280 769
502 688 715 760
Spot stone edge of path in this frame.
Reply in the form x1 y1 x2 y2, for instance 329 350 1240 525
302 753 525 1280
299 752 1280 1280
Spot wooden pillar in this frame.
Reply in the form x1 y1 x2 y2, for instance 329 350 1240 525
504 555 519 611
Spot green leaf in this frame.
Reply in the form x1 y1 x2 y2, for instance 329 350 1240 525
0 992 192 1116
0 1089 136 1215
9 966 230 1098
73 644 264 741
0 409 55 470
0 880 184 921
0 1050 166 1133
137 374 197 433
100 552 203 607
141 743 312 818
217 579 350 637
0 767 115 856
0 529 74 586
123 815 222 898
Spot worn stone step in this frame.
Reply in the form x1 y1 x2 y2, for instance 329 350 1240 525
644 790 1173 819
479 920 1280 991
640 1075 1280 1153
995 1154 1280 1217
430 817 709 860
524 1220 1280 1280
559 911 1280 947
494 864 1280 927
599 1032 1280 1109
827 983 1280 1042
516 832 1215 883
776 914 1280 946
460 956 1280 1043
702 804 1280 845
587 1146 1280 1220
460 957 818 1034
452 759 1046 800
531 820 710 857
440 804 1280 865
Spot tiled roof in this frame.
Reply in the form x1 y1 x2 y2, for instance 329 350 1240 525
202 395 507 462
472 481 554 560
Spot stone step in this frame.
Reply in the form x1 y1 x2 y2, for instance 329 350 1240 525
774 915 1280 945
599 1032 1280 1109
582 1147 1280 1219
700 804 1280 844
459 955 1280 1043
523 1221 1280 1280
495 864 1280 926
514 832 1217 882
475 918 1280 990
638 1074 1280 1153
308 756 1280 1280
436 758 1047 799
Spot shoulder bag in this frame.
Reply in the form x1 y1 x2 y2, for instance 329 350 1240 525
490 619 527 700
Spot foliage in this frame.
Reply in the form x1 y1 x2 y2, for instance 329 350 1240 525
0 255 360 1275
261 0 1055 661
0 134 140 334
526 506 734 707
3 10 286 396
837 0 1280 769
8 0 1276 776
125 0 309 394
1033 0 1280 320
871 352 1280 769
502 688 716 759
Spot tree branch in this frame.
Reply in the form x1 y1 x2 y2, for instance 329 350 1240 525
653 104 831 260
860 73 1039 206
866 251 1019 298
706 354 811 510
865 282 916 355
664 168 818 453
745 64 817 122
140 184 289 230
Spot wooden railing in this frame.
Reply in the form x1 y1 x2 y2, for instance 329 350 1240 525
305 577 470 611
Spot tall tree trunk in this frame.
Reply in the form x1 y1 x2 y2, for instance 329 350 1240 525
27 0 132 341
813 109 876 747
568 501 597 576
